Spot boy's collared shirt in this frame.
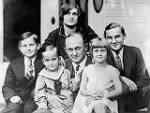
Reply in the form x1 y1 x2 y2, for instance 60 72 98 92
72 55 87 74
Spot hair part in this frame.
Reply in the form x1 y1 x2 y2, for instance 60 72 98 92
104 22 126 38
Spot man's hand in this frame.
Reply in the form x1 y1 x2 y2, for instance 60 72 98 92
38 102 48 110
75 70 83 82
122 77 137 92
10 96 22 104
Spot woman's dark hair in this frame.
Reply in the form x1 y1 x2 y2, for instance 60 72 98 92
59 3 80 23
104 22 126 38
89 37 108 58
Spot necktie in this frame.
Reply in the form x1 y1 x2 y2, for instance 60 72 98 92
115 52 122 71
76 64 80 73
26 59 33 80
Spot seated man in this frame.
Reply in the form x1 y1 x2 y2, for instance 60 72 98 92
104 22 150 112
65 33 92 101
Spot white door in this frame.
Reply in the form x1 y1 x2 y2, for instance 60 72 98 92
41 0 59 44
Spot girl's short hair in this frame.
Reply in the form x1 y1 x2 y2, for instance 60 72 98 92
89 37 108 58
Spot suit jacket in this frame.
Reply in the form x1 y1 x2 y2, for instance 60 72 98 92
65 55 92 101
107 45 150 111
2 56 44 103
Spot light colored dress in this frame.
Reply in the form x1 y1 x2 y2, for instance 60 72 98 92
34 60 73 113
72 64 119 113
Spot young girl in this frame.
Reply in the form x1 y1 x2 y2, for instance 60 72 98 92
72 37 122 113
33 45 73 113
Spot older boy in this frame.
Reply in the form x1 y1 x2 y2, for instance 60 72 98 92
2 32 44 113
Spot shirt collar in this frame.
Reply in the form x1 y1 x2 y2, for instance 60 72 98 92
111 47 124 58
24 56 36 65
72 55 87 72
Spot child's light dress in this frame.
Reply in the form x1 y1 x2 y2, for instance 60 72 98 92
72 64 119 113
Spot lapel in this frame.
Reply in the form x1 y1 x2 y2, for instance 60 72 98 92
85 56 92 66
107 46 133 77
14 56 44 86
65 55 92 78
34 57 44 79
107 49 116 67
14 57 29 83
65 59 75 78
123 46 133 77
27 57 44 86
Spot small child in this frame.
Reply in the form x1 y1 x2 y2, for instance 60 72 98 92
33 45 73 113
72 37 122 113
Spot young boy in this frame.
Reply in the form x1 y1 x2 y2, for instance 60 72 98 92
34 45 73 113
2 32 44 113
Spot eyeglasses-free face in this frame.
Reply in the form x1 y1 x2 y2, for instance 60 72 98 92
63 8 78 26
105 27 125 52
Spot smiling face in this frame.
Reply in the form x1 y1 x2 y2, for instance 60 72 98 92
18 37 40 59
93 47 107 64
91 38 107 64
42 48 59 72
63 8 78 26
105 27 125 52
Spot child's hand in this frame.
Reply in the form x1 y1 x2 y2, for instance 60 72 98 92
92 91 104 99
10 96 22 104
38 102 48 110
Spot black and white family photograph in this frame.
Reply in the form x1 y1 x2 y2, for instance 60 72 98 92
0 0 150 113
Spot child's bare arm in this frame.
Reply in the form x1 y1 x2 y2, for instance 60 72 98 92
80 67 96 97
104 68 122 98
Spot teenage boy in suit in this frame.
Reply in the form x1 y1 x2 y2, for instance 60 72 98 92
104 22 150 113
2 32 44 113
65 33 92 101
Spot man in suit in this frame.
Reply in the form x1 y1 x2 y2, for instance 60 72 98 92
104 22 150 112
2 32 44 113
65 32 92 101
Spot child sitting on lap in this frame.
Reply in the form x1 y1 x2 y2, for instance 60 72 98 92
33 45 73 113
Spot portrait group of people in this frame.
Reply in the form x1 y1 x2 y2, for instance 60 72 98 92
1 2 150 113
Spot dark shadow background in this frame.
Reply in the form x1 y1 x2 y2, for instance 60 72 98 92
3 0 88 62
4 0 40 62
